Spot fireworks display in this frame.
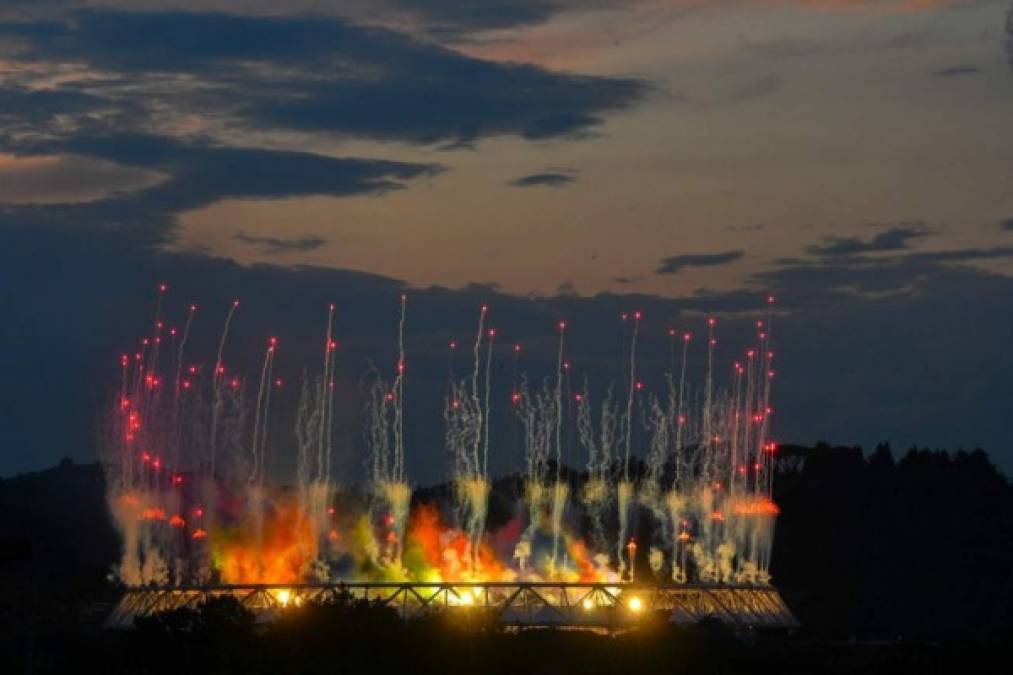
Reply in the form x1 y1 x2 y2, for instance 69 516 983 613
103 285 780 588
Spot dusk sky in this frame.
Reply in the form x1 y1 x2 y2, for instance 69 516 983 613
2 0 1012 480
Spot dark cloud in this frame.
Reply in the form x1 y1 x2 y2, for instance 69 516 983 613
0 134 441 247
50 134 442 210
0 9 645 145
556 280 577 296
0 154 163 204
234 232 326 253
748 244 1013 308
907 246 1013 264
999 218 1013 231
2 219 1013 480
726 224 765 232
805 225 927 257
933 65 980 77
696 75 780 110
509 171 577 188
0 85 114 140
612 276 643 284
655 250 744 275
391 0 576 33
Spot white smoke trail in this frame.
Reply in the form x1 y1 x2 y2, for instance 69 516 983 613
447 306 490 576
576 382 616 554
550 320 567 574
514 376 553 575
363 296 412 574
209 299 239 476
617 311 639 577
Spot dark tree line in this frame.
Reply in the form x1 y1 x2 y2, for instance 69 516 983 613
1 443 1012 674
771 443 1013 641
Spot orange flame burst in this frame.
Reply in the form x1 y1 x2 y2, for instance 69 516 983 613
403 504 510 581
214 501 317 584
731 497 780 516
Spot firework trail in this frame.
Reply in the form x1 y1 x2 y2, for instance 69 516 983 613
168 303 197 473
641 377 673 576
101 293 781 589
319 304 337 479
243 337 277 579
448 306 491 577
546 320 569 575
364 296 411 573
394 295 407 483
617 310 640 578
291 306 339 581
514 376 553 576
249 337 277 486
576 381 617 557
483 325 495 476
209 299 240 476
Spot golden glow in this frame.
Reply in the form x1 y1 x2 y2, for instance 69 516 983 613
275 589 291 607
731 497 781 516
457 589 475 606
628 596 642 612
582 597 594 610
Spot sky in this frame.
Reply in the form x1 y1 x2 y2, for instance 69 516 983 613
1 0 1012 480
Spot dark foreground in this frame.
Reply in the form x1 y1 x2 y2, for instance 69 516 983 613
2 443 1012 673
7 595 1008 675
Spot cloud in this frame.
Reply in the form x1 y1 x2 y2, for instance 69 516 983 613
51 134 442 209
393 0 963 38
747 243 1013 308
0 9 645 145
805 224 928 257
933 65 981 77
726 224 765 232
0 134 442 247
234 232 326 253
906 246 1013 264
0 153 164 204
509 171 577 188
999 218 1013 232
389 0 579 33
612 276 643 284
0 85 114 140
556 280 578 295
655 250 744 275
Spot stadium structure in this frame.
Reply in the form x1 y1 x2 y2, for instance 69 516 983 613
107 581 799 631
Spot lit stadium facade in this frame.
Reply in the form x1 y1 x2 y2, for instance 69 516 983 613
108 582 799 631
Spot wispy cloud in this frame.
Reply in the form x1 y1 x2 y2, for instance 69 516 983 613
234 232 326 253
933 65 980 77
655 250 744 275
509 171 577 188
805 225 928 257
